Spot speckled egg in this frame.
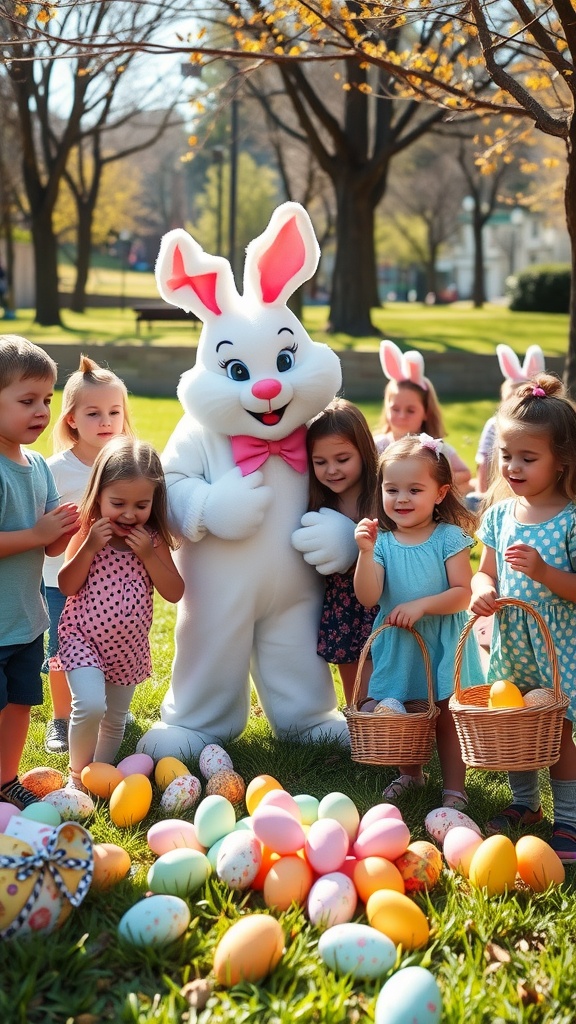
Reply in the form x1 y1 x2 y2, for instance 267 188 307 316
318 922 397 980
216 831 262 890
20 766 65 798
160 774 202 815
43 788 94 822
118 894 190 947
374 965 442 1024
394 841 443 893
307 872 358 929
205 769 246 805
424 807 482 845
198 743 234 779
523 688 555 708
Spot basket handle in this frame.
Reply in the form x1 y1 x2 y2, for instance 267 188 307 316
454 597 562 701
351 622 436 712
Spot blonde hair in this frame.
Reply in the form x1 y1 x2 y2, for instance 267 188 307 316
376 378 446 438
0 335 56 389
79 436 176 550
52 355 134 452
376 435 478 536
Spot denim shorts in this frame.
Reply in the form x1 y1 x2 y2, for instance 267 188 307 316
0 634 45 709
42 586 67 674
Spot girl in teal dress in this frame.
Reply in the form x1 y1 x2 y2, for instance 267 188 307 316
471 373 576 863
355 434 482 810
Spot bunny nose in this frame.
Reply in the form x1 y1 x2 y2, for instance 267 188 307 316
252 379 282 400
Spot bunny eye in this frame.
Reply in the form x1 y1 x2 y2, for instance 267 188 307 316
277 346 297 373
221 359 250 382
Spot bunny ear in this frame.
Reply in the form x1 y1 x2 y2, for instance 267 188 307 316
155 229 238 320
379 340 405 381
522 345 545 378
496 344 524 382
402 350 427 389
243 202 320 307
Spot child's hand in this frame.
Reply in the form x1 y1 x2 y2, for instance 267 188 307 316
355 517 378 552
469 587 497 616
386 599 427 629
124 525 154 561
504 542 544 581
87 517 114 552
36 503 80 546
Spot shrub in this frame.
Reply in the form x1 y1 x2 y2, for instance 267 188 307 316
508 263 571 313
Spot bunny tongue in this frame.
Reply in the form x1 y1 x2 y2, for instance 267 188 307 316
263 412 281 425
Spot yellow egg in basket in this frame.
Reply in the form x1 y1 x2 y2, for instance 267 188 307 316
488 679 525 709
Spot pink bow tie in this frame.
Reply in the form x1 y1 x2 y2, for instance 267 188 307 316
230 426 308 476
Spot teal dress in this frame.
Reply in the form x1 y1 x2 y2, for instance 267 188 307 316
478 499 576 722
368 523 483 703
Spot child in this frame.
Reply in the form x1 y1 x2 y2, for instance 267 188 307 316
307 398 379 705
354 433 482 809
374 340 471 492
470 373 576 862
42 355 133 755
0 335 79 809
57 436 184 789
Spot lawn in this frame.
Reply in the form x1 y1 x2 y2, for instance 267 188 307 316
2 394 575 1023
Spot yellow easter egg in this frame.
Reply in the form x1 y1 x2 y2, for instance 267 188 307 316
214 914 285 986
154 757 191 792
488 679 524 709
81 762 124 799
245 775 283 815
516 835 565 891
92 842 132 890
109 774 153 827
469 835 517 895
366 889 429 950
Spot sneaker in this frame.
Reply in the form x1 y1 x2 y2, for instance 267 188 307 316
486 803 543 836
383 772 428 800
0 777 39 810
44 718 69 754
65 774 89 795
550 822 576 864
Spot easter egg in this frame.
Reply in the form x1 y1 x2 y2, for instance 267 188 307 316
515 835 565 891
245 775 283 815
81 762 123 799
258 789 302 820
469 835 517 895
424 806 482 845
374 965 442 1024
194 795 236 849
213 915 284 986
92 842 132 890
307 872 358 929
523 688 555 709
353 856 405 902
251 844 280 891
147 819 206 856
319 923 397 980
366 889 429 950
318 792 360 842
305 818 349 874
293 794 319 825
353 818 410 861
198 744 234 779
0 802 19 831
205 769 246 805
118 894 190 947
147 848 211 897
488 679 524 709
374 698 407 715
443 826 484 876
263 855 314 911
43 788 94 822
109 774 152 827
20 766 65 798
154 757 191 791
216 831 262 890
394 841 442 893
359 803 404 833
159 774 202 815
252 805 306 855
116 752 154 778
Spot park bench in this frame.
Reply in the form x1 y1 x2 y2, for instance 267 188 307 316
133 303 199 334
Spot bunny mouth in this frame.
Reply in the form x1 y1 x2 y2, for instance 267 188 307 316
249 405 287 427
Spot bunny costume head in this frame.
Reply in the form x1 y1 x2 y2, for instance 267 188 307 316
137 203 355 761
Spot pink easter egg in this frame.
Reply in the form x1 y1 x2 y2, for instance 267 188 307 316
307 872 358 929
353 817 410 861
116 752 154 778
257 789 302 821
443 826 484 876
251 806 306 855
0 802 19 832
147 819 206 856
358 803 404 833
305 818 349 875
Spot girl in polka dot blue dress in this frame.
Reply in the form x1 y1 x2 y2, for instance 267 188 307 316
471 373 576 862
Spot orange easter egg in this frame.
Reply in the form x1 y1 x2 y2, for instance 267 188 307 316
92 843 132 890
245 775 283 815
515 835 565 891
81 762 124 799
213 915 284 986
353 856 405 902
263 855 314 911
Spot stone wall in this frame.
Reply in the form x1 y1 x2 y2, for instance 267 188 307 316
40 343 565 401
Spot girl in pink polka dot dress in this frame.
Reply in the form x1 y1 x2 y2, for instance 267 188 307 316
58 437 184 789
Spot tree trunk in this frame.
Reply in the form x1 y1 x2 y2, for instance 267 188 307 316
472 214 486 308
563 120 576 397
70 199 93 314
329 181 379 335
32 211 61 327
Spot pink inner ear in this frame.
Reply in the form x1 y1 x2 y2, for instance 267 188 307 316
166 247 221 315
258 216 305 303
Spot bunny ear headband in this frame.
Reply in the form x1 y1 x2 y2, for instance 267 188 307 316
496 344 545 382
379 339 428 391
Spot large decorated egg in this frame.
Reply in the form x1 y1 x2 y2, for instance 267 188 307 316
318 922 396 980
394 841 442 892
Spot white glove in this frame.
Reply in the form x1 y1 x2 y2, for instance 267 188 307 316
292 506 358 575
203 468 272 540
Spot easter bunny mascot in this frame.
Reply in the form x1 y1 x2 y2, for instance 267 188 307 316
137 203 356 761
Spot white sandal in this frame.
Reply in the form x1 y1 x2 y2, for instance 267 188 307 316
442 789 468 811
383 773 427 800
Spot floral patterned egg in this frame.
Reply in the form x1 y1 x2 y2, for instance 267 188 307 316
199 744 234 780
159 775 202 815
424 807 482 845
394 841 443 892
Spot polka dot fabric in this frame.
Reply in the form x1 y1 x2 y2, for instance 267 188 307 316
57 539 155 685
478 499 576 720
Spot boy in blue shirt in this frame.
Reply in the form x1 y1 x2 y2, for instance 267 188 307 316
0 335 79 809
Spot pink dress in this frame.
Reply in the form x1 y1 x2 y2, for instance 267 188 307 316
58 539 155 685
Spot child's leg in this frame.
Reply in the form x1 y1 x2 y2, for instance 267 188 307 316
486 769 542 834
67 667 107 781
339 659 371 706
435 698 468 808
93 682 136 764
43 587 70 753
0 636 44 808
549 719 576 861
0 703 31 784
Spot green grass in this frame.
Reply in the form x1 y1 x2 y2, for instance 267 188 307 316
2 394 574 1023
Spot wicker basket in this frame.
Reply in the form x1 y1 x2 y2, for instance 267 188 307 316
449 597 569 771
343 622 440 766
